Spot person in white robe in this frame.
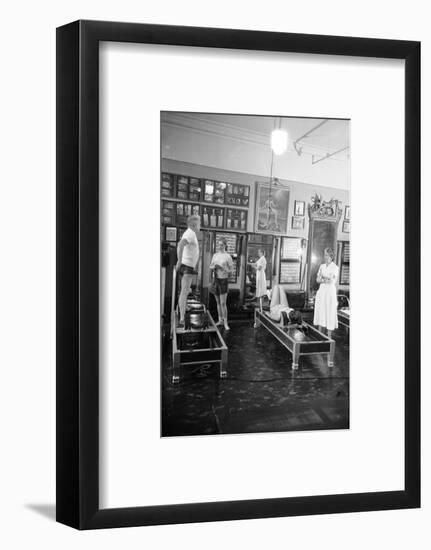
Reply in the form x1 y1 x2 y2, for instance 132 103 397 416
313 247 339 336
248 249 267 311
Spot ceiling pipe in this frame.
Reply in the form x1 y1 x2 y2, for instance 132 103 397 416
311 145 350 165
293 119 329 156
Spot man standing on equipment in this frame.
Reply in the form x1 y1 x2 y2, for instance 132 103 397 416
176 214 201 328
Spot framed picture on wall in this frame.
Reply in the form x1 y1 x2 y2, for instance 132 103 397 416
345 205 350 220
255 183 290 234
165 226 177 242
342 220 350 233
57 20 420 530
292 216 305 229
294 200 305 216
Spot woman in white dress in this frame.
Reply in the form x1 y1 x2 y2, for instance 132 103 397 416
249 249 267 311
313 247 339 337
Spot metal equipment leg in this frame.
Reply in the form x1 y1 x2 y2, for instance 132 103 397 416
328 340 335 367
292 344 300 370
253 308 261 329
172 352 180 384
220 348 228 379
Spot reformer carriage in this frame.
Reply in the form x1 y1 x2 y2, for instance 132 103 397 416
170 267 228 384
254 308 335 370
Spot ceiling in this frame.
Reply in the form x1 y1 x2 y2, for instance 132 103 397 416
161 112 350 163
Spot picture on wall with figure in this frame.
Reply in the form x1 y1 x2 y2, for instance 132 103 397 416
160 112 350 438
255 183 290 234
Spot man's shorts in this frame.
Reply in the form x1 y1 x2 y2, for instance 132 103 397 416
211 277 229 296
179 264 197 276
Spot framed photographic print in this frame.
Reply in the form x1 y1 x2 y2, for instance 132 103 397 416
292 216 305 230
57 20 420 529
343 220 350 233
345 205 350 220
294 200 305 216
279 238 302 284
255 183 290 234
165 226 177 242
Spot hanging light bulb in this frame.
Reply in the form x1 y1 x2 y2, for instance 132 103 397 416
271 128 288 155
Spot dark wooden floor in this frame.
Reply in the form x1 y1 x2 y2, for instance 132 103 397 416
161 317 349 437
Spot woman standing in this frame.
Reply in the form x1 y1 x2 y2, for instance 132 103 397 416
313 247 339 337
209 238 233 330
249 248 267 311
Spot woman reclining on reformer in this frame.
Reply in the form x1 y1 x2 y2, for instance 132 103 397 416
267 285 303 327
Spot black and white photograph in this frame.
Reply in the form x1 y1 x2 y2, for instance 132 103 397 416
291 215 305 229
161 113 350 437
345 205 351 220
0 0 424 542
294 199 306 216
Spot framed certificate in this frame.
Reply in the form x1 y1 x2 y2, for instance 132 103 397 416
165 226 177 242
294 200 305 216
292 215 305 229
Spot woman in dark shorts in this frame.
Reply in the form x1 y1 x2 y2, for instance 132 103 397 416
209 238 233 330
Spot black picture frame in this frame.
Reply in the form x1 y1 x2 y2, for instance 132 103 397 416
294 200 305 216
345 205 350 220
255 182 290 234
165 226 177 242
292 215 305 229
342 220 350 233
57 20 420 530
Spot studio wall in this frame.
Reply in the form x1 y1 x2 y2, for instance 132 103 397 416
161 158 351 242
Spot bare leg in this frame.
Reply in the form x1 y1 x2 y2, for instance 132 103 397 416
214 294 223 325
178 273 193 323
270 285 281 308
279 286 289 308
220 292 229 330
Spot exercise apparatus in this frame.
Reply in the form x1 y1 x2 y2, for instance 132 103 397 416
337 294 350 330
171 267 228 384
254 308 335 370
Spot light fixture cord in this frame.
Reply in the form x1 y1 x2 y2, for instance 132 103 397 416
268 149 274 221
268 117 279 219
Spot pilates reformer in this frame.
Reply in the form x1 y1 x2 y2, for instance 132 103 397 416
170 267 228 384
337 294 350 330
254 307 335 370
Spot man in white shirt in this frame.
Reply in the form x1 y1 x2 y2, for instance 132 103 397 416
176 214 201 327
